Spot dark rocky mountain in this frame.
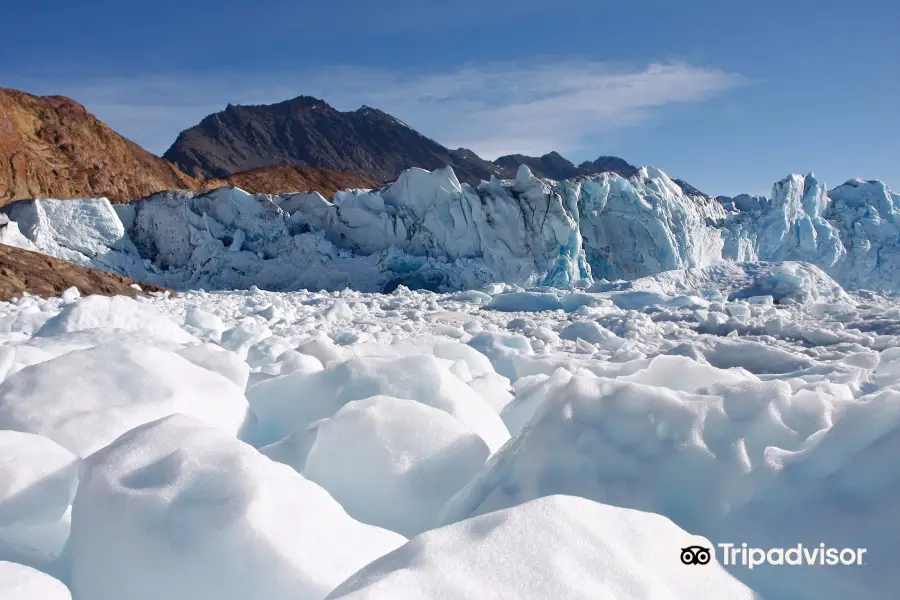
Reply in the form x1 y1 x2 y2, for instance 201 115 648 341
494 152 640 181
578 156 639 178
164 97 504 185
673 178 707 197
494 151 583 180
164 95 711 195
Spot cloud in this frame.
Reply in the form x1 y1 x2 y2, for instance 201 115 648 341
8 61 746 159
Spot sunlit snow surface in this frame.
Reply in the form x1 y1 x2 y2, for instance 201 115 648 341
0 262 898 599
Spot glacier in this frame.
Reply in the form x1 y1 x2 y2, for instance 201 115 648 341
1 164 898 294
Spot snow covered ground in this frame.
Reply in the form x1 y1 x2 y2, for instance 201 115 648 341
2 164 898 294
0 260 898 599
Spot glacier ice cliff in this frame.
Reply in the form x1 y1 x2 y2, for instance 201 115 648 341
1 164 898 294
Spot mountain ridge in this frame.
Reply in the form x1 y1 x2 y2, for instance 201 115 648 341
0 89 380 205
164 96 678 191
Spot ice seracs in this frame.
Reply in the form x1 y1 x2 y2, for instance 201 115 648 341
4 164 898 294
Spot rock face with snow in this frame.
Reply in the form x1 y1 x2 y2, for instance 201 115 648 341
2 164 898 294
69 415 406 600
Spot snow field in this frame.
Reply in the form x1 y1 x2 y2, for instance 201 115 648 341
0 259 897 598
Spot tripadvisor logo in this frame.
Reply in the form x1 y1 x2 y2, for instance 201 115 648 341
680 545 711 565
680 543 868 570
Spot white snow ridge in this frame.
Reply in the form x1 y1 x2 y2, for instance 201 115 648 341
1 164 899 599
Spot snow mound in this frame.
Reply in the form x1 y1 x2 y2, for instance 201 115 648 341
247 355 510 452
0 341 251 456
441 374 900 599
263 396 490 537
0 561 70 600
595 261 850 304
328 495 754 600
621 355 757 392
0 432 79 572
36 296 195 344
69 414 406 600
176 343 251 389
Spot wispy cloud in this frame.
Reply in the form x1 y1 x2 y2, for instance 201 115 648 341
8 61 746 159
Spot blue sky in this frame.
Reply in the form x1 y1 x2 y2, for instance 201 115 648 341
2 0 897 196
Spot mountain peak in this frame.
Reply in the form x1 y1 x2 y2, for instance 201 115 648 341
164 97 499 184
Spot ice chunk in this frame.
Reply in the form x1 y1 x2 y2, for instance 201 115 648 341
441 376 805 533
559 320 616 344
328 495 754 600
486 292 562 312
0 432 79 571
268 396 490 537
35 296 195 344
500 367 573 435
467 373 513 413
0 341 251 456
467 332 534 381
247 355 510 452
621 355 756 393
296 336 349 366
275 350 324 375
176 343 250 390
0 431 79 526
69 415 405 600
0 561 71 599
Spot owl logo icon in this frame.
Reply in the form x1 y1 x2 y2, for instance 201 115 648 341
681 545 712 565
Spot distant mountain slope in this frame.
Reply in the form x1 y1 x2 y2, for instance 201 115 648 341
209 165 378 197
494 152 640 181
494 152 584 180
0 88 383 204
1 86 708 205
578 156 639 178
0 88 199 206
164 97 504 185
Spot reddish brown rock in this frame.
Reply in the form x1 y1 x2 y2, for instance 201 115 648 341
0 243 171 301
0 88 200 206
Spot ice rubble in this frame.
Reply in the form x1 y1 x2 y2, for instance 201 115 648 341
2 164 898 293
0 258 899 598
